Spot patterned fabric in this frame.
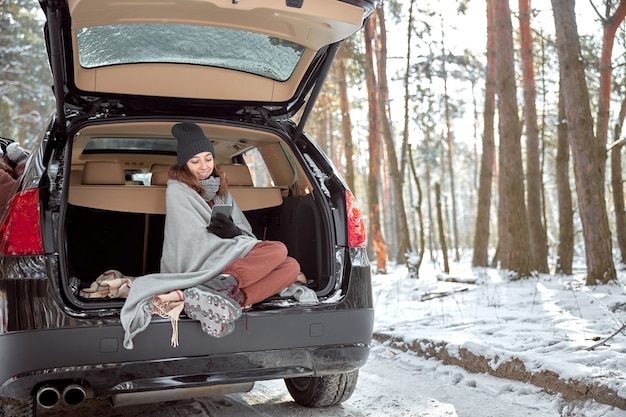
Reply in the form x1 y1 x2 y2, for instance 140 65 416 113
79 269 133 298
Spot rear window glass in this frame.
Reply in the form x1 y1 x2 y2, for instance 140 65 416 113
76 24 306 82
83 137 177 154
242 147 274 187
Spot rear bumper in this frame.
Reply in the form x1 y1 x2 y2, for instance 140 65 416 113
0 307 374 400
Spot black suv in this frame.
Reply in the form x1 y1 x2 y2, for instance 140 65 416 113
0 1 376 415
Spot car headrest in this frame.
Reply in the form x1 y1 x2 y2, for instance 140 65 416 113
150 170 170 186
149 164 171 186
221 164 253 186
81 161 125 185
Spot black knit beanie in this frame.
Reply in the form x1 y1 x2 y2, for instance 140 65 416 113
172 122 216 167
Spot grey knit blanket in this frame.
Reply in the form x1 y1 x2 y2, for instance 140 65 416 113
120 180 258 349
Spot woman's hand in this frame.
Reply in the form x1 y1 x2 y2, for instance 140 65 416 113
207 212 242 239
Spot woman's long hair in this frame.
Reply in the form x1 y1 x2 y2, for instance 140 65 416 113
168 164 228 198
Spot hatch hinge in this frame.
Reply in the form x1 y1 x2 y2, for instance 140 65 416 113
89 101 125 119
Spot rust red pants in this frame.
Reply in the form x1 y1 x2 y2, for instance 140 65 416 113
224 241 300 306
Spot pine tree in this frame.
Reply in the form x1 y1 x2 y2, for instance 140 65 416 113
0 1 53 147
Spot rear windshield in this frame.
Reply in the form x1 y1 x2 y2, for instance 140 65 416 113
76 24 306 82
83 137 177 154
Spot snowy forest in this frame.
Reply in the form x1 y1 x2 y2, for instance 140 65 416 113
3 0 626 286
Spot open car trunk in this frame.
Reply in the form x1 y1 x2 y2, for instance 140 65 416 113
60 120 338 310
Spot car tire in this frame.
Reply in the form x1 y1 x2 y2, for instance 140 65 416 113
0 397 34 417
284 370 359 407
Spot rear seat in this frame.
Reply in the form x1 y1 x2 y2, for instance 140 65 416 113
68 161 282 214
68 161 166 214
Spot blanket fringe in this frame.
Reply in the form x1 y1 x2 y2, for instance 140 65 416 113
150 290 185 347
168 302 184 347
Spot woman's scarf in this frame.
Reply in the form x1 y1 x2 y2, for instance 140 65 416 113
200 174 221 202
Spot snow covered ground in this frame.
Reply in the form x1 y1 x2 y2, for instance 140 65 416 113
371 253 626 416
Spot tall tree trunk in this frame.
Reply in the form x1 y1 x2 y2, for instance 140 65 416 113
443 76 460 263
538 29 550 260
401 0 416 180
435 182 449 273
408 145 425 277
600 2 626 264
403 0 419 274
611 96 626 263
440 17 460 263
596 0 626 154
314 103 331 157
364 15 387 272
597 2 626 265
493 0 532 278
519 0 549 273
473 0 496 267
425 130 436 263
380 146 395 258
376 4 412 264
322 98 340 169
552 0 616 284
334 52 355 192
556 79 574 275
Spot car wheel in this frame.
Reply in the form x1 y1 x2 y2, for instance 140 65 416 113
0 397 34 417
284 370 359 407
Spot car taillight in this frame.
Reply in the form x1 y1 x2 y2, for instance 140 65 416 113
0 188 44 256
346 190 366 247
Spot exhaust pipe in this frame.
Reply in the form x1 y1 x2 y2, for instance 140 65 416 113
112 381 254 407
62 384 87 407
36 385 61 409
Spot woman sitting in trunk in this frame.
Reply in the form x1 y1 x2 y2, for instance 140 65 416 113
121 122 305 349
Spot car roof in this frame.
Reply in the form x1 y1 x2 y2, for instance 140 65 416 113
40 0 376 116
